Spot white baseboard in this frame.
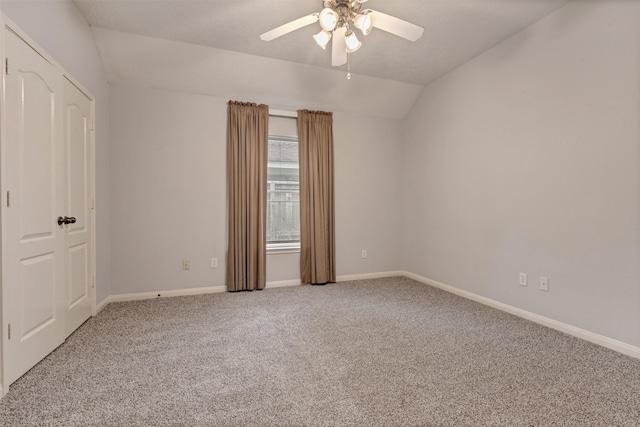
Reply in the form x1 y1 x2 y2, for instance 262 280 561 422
96 271 406 311
95 296 112 313
266 279 301 288
337 271 405 282
266 271 405 288
96 285 226 312
96 280 302 310
401 271 640 360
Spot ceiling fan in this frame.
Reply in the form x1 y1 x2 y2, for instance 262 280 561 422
260 0 424 69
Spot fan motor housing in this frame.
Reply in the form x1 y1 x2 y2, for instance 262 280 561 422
323 0 364 28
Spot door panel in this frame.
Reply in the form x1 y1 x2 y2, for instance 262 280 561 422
4 29 66 385
20 72 56 238
68 244 88 307
63 79 93 336
67 104 87 232
20 253 56 337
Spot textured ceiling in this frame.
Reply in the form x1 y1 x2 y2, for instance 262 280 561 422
90 27 424 119
74 0 569 86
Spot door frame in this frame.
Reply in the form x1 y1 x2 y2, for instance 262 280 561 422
0 14 97 397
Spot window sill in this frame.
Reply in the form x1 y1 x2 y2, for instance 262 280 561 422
267 244 300 255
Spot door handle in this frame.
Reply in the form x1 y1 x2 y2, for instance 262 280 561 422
57 216 77 226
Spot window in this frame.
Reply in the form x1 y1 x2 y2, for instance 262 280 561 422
267 135 300 251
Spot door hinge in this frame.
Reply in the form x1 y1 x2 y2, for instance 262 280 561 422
8 323 11 340
6 190 10 207
92 276 96 288
90 120 94 132
5 58 9 75
91 198 95 210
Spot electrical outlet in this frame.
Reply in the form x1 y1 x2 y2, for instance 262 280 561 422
539 276 549 292
361 250 367 259
519 272 527 287
211 258 218 268
182 260 190 270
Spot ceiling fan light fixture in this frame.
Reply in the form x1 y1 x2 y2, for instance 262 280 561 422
319 7 338 31
313 29 332 49
260 0 424 71
344 30 362 53
353 11 373 36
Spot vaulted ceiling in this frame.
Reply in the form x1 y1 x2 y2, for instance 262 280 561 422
73 0 570 118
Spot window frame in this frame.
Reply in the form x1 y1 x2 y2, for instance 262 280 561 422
266 134 301 253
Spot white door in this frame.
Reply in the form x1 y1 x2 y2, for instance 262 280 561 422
3 28 66 385
63 78 93 336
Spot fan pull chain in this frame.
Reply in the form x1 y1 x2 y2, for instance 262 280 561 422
347 53 352 80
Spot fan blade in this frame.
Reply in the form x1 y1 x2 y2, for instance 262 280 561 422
332 27 347 66
370 11 424 42
260 14 319 41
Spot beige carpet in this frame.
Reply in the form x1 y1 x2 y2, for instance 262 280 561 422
0 276 638 426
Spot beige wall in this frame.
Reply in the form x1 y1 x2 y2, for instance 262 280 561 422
109 84 403 294
401 1 640 347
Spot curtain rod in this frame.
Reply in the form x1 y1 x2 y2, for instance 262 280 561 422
269 109 297 119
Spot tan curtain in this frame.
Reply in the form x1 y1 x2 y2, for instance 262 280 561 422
226 101 269 291
297 109 336 285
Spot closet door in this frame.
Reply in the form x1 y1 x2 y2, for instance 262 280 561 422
63 78 93 336
3 28 66 385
